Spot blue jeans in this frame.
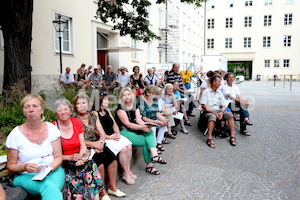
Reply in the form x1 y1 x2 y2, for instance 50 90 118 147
13 166 65 200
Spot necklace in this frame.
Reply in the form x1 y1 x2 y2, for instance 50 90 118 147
26 123 44 145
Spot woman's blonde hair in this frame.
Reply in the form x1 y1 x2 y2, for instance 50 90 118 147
20 94 46 109
143 85 155 96
72 93 90 113
118 87 135 104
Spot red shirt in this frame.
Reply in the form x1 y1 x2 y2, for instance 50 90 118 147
53 117 84 155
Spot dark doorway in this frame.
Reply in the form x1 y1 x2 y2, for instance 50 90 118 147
228 61 252 80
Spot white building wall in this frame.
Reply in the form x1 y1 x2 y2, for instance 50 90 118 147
205 0 300 80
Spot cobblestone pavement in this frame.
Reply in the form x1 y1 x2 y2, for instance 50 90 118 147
111 81 300 200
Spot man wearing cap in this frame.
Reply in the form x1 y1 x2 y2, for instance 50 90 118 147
89 66 103 89
116 66 130 88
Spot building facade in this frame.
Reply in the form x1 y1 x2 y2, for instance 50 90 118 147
204 0 300 80
0 0 203 92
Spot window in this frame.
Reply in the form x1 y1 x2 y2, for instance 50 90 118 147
283 35 292 47
54 13 72 53
284 14 293 25
131 39 139 59
225 38 232 48
207 38 214 49
147 42 152 61
207 19 215 29
182 25 186 40
225 18 233 28
285 0 294 3
274 60 280 68
283 59 290 68
265 0 272 5
244 16 252 27
245 0 253 6
226 0 234 8
263 36 271 47
244 37 251 48
264 60 271 68
264 15 272 26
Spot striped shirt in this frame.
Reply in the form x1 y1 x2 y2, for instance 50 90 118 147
166 70 184 90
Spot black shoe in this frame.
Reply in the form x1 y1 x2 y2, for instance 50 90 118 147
187 113 195 117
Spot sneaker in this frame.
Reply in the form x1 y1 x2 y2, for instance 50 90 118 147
107 189 126 197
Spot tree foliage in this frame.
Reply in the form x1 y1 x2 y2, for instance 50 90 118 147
96 0 205 42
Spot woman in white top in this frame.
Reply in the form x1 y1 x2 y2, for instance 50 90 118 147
6 94 65 200
144 68 158 86
221 72 252 136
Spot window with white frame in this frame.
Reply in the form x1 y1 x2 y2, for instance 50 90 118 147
264 15 272 26
263 36 271 47
54 13 72 53
131 39 139 60
264 60 271 68
207 18 215 29
226 0 234 8
225 38 232 48
283 35 292 47
284 14 293 25
207 38 214 49
225 18 233 28
244 37 251 48
265 0 272 5
245 0 252 6
244 16 252 27
283 59 290 67
274 59 280 68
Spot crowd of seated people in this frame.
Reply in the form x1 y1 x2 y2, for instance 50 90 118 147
5 63 253 198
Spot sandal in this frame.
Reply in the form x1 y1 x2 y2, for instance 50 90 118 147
151 155 167 164
162 139 171 144
171 128 178 136
229 137 237 146
180 128 189 134
145 166 160 175
184 120 192 126
165 133 176 139
156 144 165 151
206 139 215 148
240 130 251 136
243 120 253 126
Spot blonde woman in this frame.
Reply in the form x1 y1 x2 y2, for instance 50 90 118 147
115 87 167 175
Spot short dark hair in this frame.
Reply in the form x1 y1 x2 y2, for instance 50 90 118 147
133 65 139 72
210 75 221 85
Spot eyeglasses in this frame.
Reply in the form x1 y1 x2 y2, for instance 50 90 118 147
99 91 107 96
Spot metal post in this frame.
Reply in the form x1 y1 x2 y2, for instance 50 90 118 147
289 75 292 92
59 35 63 74
283 75 286 88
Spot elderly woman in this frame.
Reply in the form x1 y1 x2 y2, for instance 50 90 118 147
162 83 189 134
73 93 131 191
116 87 167 175
144 68 158 86
53 99 103 200
221 72 252 136
6 94 65 200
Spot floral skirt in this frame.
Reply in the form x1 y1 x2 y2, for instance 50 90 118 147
64 160 104 200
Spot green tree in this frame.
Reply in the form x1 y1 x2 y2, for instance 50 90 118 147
96 0 205 42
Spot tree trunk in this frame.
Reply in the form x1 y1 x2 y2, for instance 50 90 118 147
0 0 33 94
